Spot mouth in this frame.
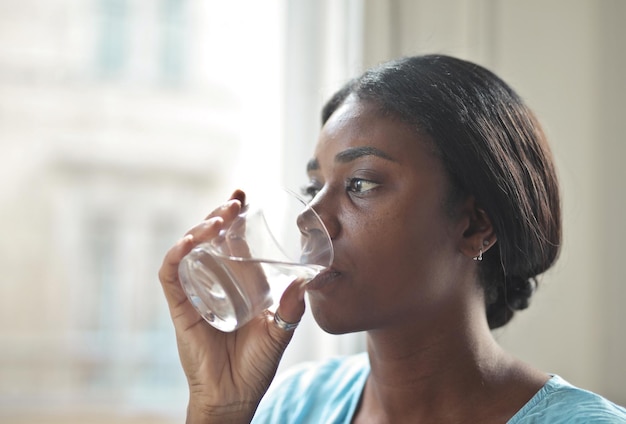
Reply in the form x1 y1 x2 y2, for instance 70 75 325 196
306 267 341 291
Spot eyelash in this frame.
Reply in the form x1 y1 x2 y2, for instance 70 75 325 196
300 184 321 200
301 178 380 200
345 178 380 195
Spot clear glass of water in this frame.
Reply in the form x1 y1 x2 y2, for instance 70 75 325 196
178 189 334 332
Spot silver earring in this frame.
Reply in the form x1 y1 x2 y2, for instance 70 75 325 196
473 240 489 261
473 248 483 261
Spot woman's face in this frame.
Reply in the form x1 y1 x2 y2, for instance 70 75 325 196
304 96 470 334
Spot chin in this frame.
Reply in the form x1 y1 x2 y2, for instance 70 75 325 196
309 305 366 335
317 323 354 335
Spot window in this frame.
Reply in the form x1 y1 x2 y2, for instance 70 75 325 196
97 0 128 77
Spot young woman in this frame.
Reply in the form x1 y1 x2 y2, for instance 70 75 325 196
159 55 626 423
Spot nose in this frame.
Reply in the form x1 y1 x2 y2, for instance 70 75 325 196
304 190 340 241
296 193 337 267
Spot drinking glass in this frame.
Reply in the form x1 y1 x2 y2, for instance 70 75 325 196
178 189 333 332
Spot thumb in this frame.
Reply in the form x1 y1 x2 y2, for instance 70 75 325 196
267 279 307 341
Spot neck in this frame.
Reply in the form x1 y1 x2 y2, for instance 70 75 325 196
368 305 503 383
359 303 532 423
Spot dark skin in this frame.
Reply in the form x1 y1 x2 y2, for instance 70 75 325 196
304 96 549 423
158 192 308 424
159 95 549 423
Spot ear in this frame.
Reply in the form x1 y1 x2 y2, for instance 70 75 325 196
456 196 497 261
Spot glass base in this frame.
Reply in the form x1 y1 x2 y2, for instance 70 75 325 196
178 247 272 332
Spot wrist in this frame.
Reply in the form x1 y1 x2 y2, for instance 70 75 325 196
186 399 258 424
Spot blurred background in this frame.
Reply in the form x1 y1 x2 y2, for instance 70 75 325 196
0 0 624 423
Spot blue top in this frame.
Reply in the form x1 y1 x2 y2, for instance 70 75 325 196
253 353 626 423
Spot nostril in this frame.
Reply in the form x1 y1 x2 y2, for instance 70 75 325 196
296 207 320 232
299 226 323 239
299 227 333 267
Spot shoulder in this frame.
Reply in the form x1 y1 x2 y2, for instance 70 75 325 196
510 375 626 423
252 352 370 424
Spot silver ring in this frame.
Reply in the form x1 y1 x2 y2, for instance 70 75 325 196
273 312 299 331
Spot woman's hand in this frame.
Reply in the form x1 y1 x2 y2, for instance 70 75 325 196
158 190 306 424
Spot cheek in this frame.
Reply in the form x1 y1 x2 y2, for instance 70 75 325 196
352 205 452 289
308 210 453 333
348 209 425 278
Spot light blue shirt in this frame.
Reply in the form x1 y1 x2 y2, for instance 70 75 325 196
253 353 626 423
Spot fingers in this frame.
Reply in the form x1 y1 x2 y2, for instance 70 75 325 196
199 199 242 233
180 193 244 256
229 189 246 206
204 189 246 221
158 218 224 310
159 191 245 310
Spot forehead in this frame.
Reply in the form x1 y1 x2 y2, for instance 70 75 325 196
311 97 436 170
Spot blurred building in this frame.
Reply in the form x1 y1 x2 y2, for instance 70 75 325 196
0 0 268 422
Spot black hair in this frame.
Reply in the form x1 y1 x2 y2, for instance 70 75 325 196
321 55 561 329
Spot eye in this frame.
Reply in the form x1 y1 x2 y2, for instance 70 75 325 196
300 183 322 201
345 178 380 195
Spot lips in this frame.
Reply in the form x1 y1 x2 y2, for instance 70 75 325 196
306 267 342 291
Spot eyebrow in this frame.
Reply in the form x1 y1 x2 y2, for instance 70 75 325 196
335 146 396 163
306 146 396 172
